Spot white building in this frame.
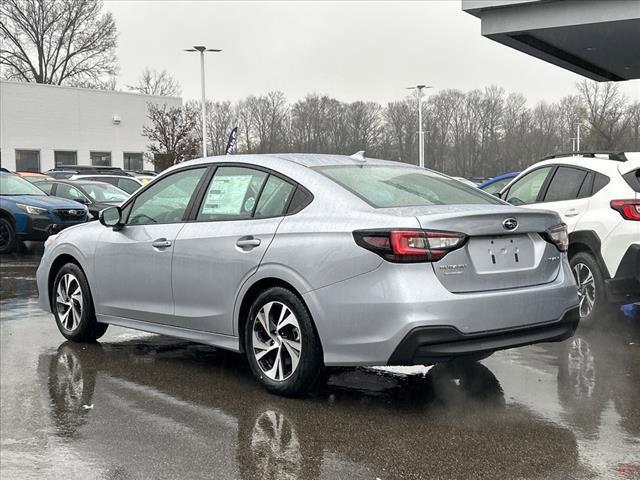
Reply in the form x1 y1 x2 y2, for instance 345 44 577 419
0 81 182 172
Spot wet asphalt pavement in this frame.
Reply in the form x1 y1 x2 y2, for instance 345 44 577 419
1 246 639 480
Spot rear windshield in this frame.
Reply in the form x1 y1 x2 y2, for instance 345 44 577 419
317 165 502 207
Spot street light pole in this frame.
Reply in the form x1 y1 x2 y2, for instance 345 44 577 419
185 46 222 158
576 123 581 151
407 85 432 168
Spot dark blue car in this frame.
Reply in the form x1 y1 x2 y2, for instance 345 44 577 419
0 172 89 254
477 171 520 194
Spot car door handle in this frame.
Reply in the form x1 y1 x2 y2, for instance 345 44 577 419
564 209 580 217
236 237 261 248
152 238 172 249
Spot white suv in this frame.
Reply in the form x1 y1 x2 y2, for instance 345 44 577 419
500 151 640 324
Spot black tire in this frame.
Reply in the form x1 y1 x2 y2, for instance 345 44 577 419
244 286 324 396
53 263 108 342
0 216 16 254
569 251 608 326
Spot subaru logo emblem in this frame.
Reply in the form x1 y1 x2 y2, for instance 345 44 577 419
68 210 77 215
502 218 518 230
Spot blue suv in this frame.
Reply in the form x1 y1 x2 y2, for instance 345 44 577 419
0 172 89 254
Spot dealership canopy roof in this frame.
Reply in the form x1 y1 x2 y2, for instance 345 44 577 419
462 0 640 81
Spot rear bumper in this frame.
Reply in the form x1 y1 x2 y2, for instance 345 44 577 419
388 306 579 365
605 244 640 303
304 258 579 366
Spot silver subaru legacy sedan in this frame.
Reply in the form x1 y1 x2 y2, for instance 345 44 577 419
37 154 580 395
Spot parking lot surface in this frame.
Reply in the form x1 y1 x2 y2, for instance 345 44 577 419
1 247 639 480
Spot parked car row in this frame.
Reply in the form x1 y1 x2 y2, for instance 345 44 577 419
0 169 133 253
0 172 89 254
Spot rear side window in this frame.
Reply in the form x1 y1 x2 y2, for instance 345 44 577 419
197 167 267 221
577 172 594 198
317 165 501 208
254 176 295 218
592 173 610 194
117 178 142 194
543 167 588 202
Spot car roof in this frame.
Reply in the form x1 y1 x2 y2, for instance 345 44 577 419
521 155 636 176
73 174 141 181
170 153 415 173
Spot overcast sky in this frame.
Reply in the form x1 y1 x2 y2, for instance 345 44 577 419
104 0 639 105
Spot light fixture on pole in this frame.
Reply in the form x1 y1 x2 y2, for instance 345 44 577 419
407 84 432 168
575 123 582 151
185 46 222 158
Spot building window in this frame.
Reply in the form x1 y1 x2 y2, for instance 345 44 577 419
54 151 77 167
90 151 111 166
123 152 143 171
15 150 40 172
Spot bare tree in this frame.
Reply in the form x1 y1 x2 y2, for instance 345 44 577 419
142 103 199 171
249 91 290 153
128 67 181 97
0 0 117 87
206 100 234 156
577 80 634 149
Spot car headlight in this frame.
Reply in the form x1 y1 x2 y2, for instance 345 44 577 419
16 203 47 215
44 234 59 249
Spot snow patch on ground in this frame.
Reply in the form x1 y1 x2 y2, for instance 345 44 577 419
369 365 433 375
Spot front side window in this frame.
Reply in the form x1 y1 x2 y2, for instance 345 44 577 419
0 174 46 195
543 167 588 203
15 150 40 172
90 151 111 166
55 151 77 167
482 177 511 194
56 184 90 203
197 167 267 221
128 168 206 225
80 183 130 203
318 165 502 208
124 152 144 171
35 182 55 195
504 167 553 206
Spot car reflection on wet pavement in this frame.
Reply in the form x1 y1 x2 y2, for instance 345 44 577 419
1 247 639 479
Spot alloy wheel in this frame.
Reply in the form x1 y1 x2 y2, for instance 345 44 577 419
56 273 83 331
573 263 596 318
252 301 302 381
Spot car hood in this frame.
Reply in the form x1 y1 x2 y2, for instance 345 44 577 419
1 195 86 209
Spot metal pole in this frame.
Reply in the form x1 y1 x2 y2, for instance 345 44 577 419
576 124 581 151
418 87 424 168
200 50 207 158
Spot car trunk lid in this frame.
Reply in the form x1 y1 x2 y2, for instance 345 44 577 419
381 204 564 293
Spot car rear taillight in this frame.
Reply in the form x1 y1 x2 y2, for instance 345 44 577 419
543 223 569 252
610 199 640 221
353 229 467 263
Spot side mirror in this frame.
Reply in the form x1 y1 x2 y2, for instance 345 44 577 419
75 197 91 205
99 206 122 230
